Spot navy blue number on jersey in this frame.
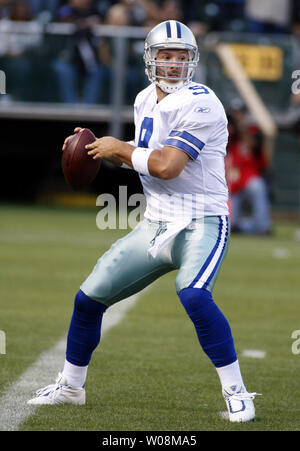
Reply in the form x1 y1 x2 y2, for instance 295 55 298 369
138 117 153 148
137 117 153 176
188 85 209 95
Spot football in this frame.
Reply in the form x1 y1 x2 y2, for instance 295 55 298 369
62 128 101 190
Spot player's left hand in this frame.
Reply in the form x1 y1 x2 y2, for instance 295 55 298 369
86 136 123 165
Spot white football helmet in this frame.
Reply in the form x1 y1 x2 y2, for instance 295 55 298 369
144 20 199 94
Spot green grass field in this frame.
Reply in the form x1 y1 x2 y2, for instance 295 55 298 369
0 204 300 431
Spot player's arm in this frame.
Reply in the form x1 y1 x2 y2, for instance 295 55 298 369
85 137 190 179
148 146 190 179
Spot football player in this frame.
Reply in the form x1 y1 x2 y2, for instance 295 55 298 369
28 20 260 422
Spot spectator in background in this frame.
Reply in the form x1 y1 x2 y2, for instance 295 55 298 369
0 0 60 21
51 0 158 104
116 0 160 26
103 1 163 99
51 0 106 104
292 0 300 35
95 0 118 18
158 0 208 36
226 116 272 235
0 0 13 18
26 0 60 21
245 0 292 34
291 0 300 81
159 0 245 34
214 0 245 31
103 2 144 102
10 0 32 20
158 0 182 22
0 0 42 101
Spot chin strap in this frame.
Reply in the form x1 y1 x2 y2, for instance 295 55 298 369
156 79 185 93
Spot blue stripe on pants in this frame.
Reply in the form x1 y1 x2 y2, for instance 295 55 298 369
188 216 229 290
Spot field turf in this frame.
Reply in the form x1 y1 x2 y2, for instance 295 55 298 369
0 204 300 432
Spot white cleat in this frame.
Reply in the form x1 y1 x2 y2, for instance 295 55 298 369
222 384 261 423
27 372 85 405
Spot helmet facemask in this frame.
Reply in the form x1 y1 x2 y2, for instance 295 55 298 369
145 46 198 93
144 21 199 94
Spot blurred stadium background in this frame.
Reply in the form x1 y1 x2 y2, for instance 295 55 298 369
0 0 299 220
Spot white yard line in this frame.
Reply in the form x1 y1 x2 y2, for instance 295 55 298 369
242 349 266 359
0 294 141 431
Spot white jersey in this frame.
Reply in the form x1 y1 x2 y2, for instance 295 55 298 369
132 81 229 222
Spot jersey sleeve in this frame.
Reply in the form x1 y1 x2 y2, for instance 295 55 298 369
164 99 222 160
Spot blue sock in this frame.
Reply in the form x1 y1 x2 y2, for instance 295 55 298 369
66 289 107 366
179 287 237 367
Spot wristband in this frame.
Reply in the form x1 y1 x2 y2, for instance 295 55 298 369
131 147 153 176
